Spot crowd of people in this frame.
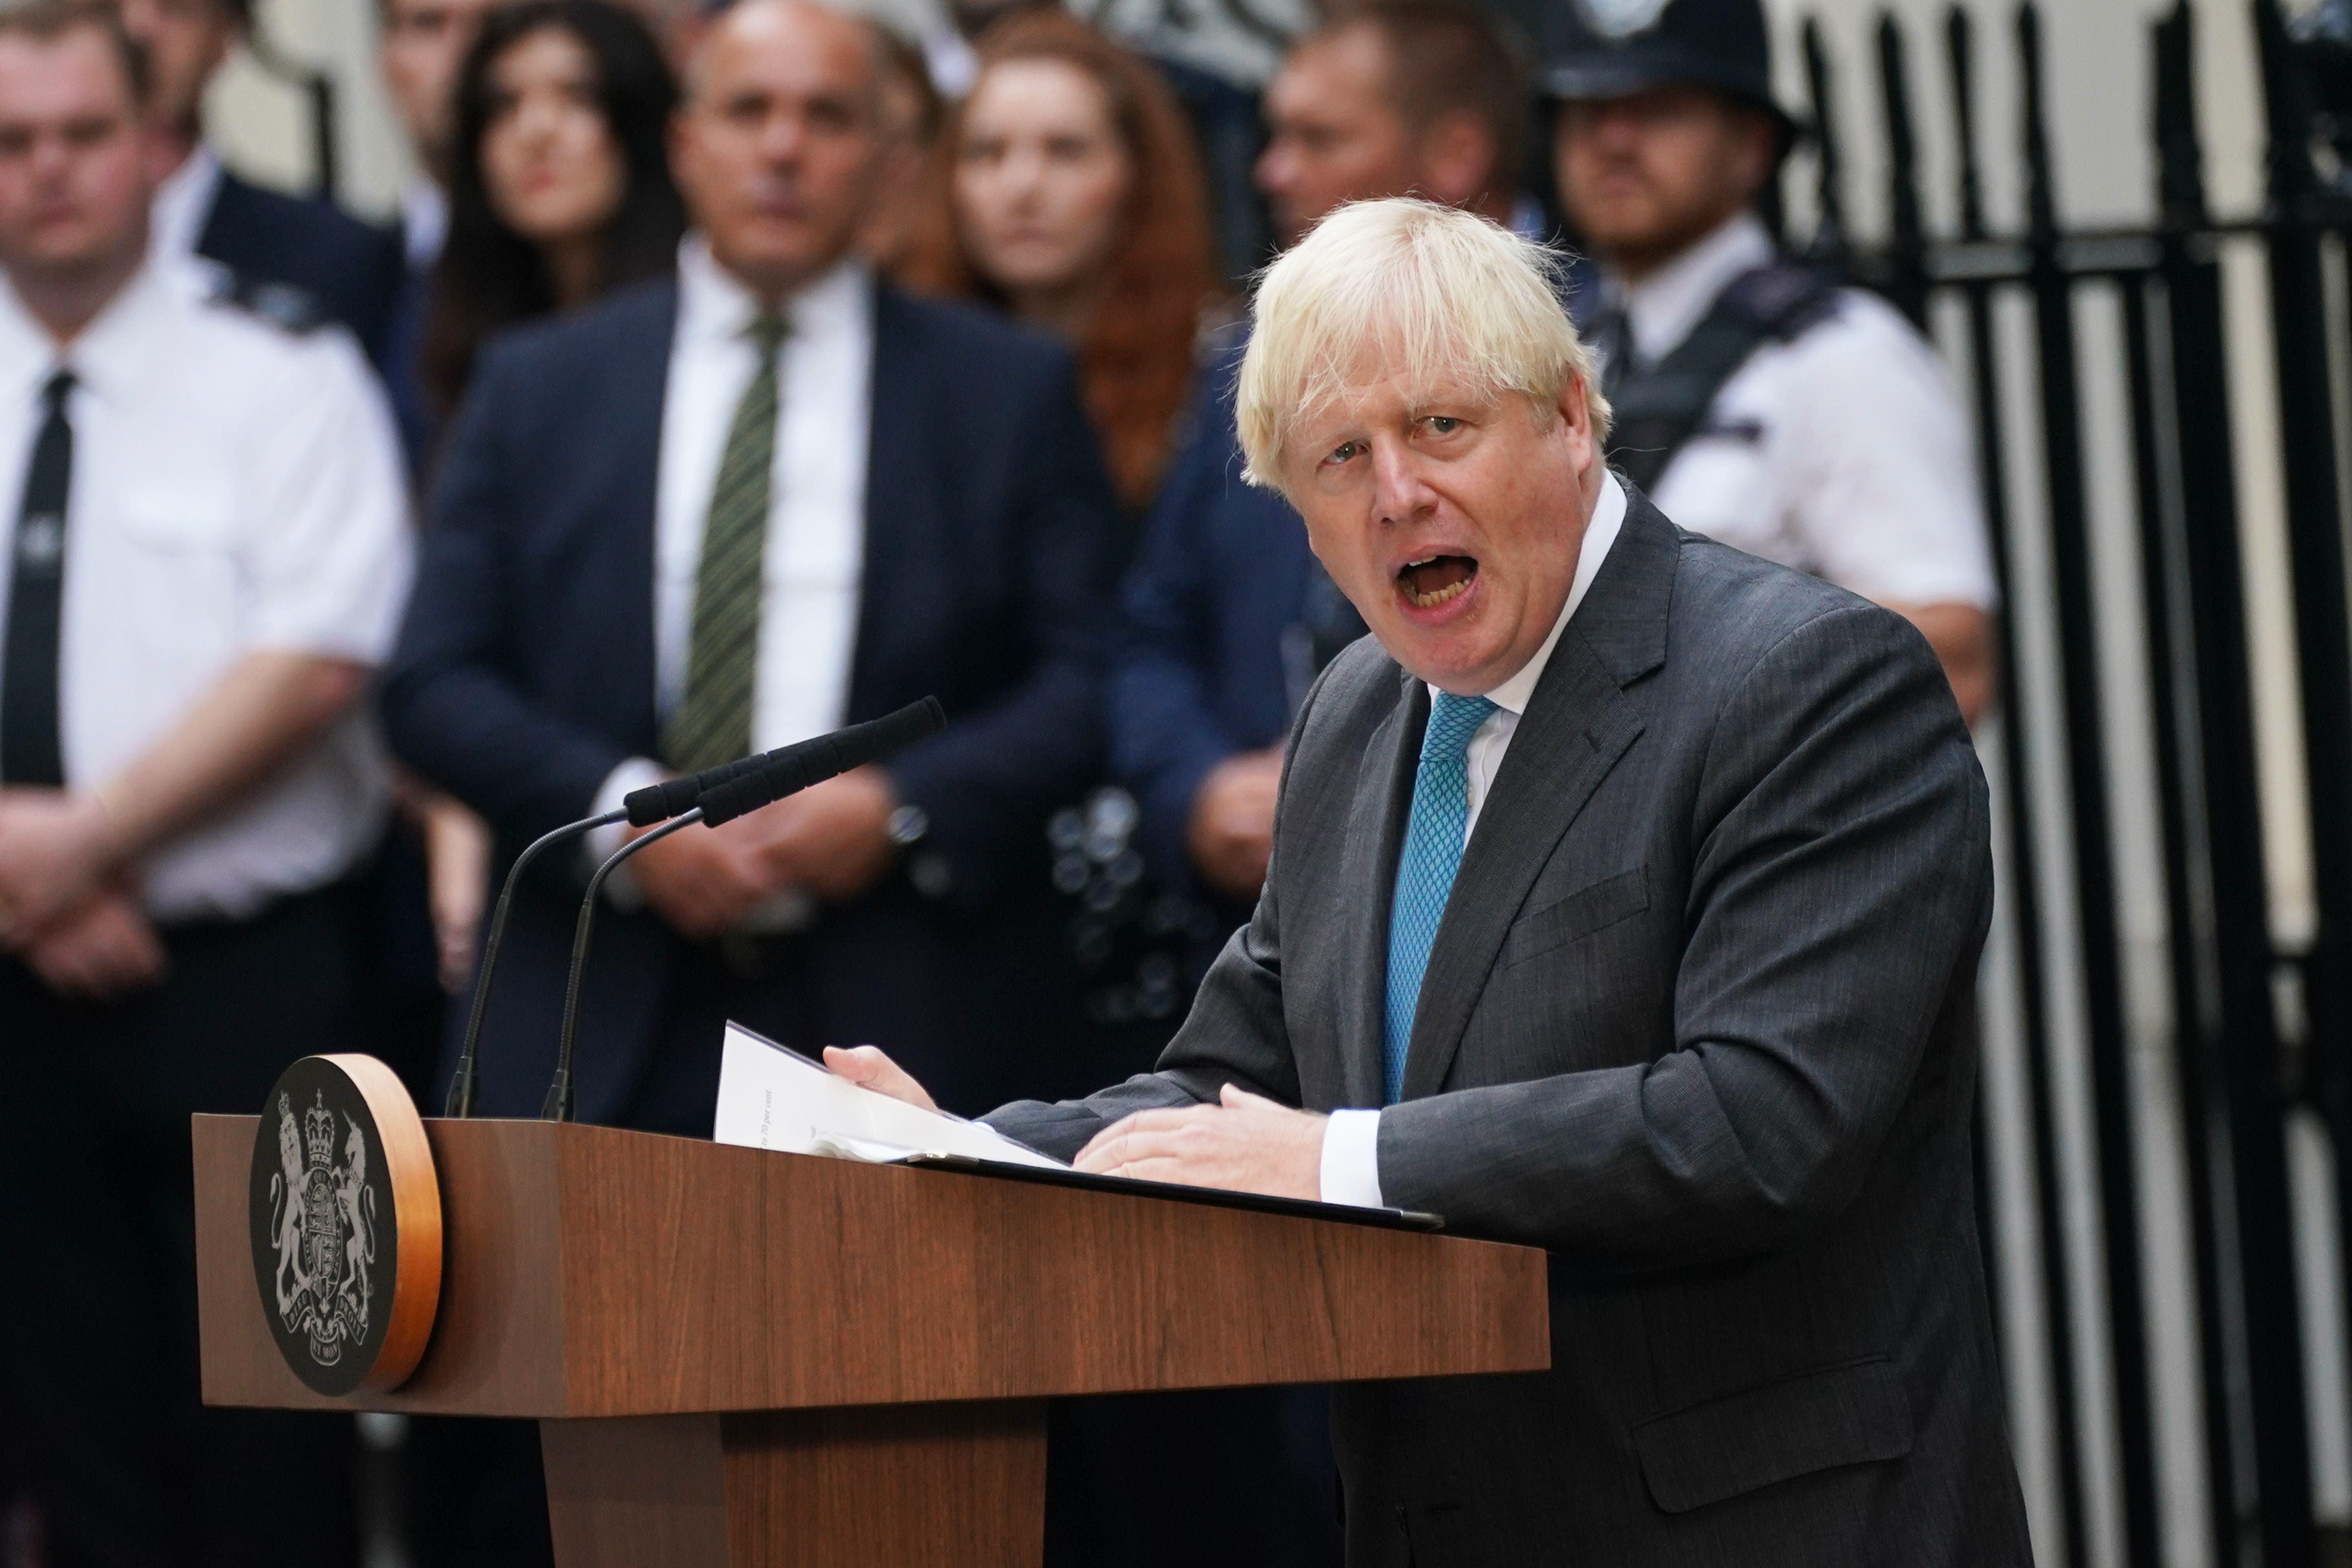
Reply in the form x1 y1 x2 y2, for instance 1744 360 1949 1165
0 0 1998 1561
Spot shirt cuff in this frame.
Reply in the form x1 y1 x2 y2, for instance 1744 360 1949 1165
1318 1108 1385 1209
584 757 668 908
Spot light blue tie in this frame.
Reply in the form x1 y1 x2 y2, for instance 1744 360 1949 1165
1383 691 1498 1103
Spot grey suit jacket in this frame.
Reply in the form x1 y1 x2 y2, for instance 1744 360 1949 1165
987 491 2030 1566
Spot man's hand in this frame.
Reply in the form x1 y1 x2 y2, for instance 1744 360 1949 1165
23 889 166 998
1187 748 1283 901
1074 1084 1325 1200
628 817 786 938
754 767 898 902
823 1043 940 1113
0 789 120 945
421 791 491 993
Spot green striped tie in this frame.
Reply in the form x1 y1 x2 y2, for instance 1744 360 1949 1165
666 310 788 773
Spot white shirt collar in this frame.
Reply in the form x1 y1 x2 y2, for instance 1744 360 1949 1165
675 232 871 350
401 180 448 270
151 145 224 260
1431 470 1628 716
0 250 180 403
1608 211 1775 366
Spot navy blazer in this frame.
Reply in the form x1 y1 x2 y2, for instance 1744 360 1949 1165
1111 339 1316 887
383 276 1118 1121
197 170 405 359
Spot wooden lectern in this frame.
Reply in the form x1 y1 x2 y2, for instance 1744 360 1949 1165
192 1115 1549 1567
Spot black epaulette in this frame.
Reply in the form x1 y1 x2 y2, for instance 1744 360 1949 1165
205 268 331 335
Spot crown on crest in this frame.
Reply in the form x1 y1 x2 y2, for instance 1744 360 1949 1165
304 1090 336 1170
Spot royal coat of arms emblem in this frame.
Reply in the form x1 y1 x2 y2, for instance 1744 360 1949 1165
268 1088 377 1365
247 1054 442 1396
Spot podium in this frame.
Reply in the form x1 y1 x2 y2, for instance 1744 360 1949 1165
192 1114 1549 1566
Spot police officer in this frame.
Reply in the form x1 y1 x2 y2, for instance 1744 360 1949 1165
0 4 410 1562
1547 0 1996 724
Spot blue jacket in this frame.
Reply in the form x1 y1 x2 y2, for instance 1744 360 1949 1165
1111 339 1324 889
383 276 1121 1120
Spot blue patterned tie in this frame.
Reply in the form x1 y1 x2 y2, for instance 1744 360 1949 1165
1383 691 1499 1103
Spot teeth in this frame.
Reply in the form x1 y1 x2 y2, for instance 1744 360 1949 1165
1405 555 1439 568
1407 578 1471 609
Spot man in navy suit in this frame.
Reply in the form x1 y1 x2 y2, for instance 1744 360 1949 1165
1118 0 1526 931
120 0 404 354
383 0 1116 1130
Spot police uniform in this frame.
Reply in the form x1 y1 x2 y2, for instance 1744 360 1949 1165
0 254 409 1568
1589 211 1996 613
1547 0 1995 622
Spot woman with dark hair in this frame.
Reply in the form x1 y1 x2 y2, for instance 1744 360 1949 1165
900 10 1220 516
403 0 684 1101
421 0 684 418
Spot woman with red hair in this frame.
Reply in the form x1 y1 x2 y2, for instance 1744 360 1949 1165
900 10 1222 517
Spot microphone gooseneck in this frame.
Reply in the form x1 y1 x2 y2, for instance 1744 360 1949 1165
445 808 627 1118
542 808 705 1123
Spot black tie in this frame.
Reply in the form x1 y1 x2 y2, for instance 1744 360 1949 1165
1589 305 1634 402
2 369 75 786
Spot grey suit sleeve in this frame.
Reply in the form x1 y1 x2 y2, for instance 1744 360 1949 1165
1377 605 1993 1265
983 828 1306 1161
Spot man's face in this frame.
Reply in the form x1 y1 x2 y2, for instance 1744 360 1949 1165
1282 364 1601 696
671 0 882 301
116 0 238 141
1254 27 1419 249
380 0 504 177
0 30 162 281
1554 86 1774 277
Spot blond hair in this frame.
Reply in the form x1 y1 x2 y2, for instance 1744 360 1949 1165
1236 198 1609 495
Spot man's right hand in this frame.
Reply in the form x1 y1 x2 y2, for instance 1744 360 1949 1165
1186 747 1283 901
823 1044 940 1113
24 890 167 999
627 817 786 938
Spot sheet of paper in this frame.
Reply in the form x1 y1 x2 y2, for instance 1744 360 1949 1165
711 1022 1066 1171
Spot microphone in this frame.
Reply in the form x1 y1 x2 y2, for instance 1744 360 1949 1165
539 697 949 1123
619 751 765 828
698 698 946 828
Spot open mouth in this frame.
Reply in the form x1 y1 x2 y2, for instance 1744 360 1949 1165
1397 554 1478 610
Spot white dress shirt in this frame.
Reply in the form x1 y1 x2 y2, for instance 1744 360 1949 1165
1600 212 1997 612
586 238 875 913
1318 474 1628 1207
150 146 224 262
400 180 448 272
0 255 412 921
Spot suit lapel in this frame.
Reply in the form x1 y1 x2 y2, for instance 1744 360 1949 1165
1336 673 1426 1108
1395 490 1681 1101
612 283 677 755
847 283 926 722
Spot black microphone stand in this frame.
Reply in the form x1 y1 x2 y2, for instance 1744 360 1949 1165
445 808 626 1117
541 808 706 1123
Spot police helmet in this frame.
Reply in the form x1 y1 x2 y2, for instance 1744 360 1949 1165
1541 0 1798 145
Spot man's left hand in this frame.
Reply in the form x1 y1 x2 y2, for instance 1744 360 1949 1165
753 767 899 902
0 789 120 946
1073 1084 1327 1201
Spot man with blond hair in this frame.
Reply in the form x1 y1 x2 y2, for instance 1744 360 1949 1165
833 198 2030 1564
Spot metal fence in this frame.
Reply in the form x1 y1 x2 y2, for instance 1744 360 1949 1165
1798 2 2352 1563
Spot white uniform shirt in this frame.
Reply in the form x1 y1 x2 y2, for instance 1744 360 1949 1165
1602 212 1997 612
585 238 875 907
1318 475 1628 1208
0 257 412 921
